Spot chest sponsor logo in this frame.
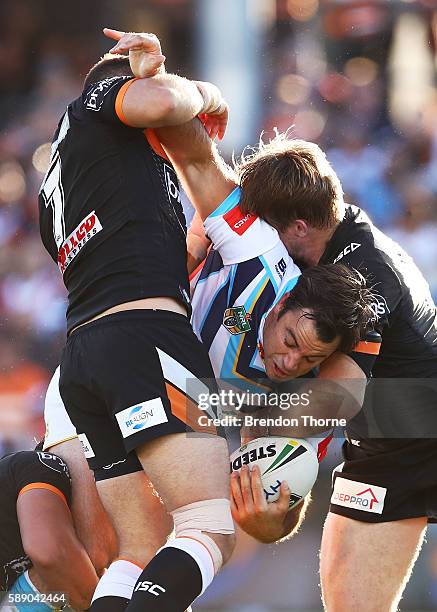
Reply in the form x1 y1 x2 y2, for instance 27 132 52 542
223 306 252 335
78 433 95 459
85 76 124 112
223 205 257 235
331 476 386 514
333 242 361 263
57 211 102 274
116 398 168 439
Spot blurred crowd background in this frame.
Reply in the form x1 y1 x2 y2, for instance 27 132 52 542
0 0 436 609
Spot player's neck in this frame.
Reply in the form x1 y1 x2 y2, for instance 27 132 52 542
297 225 338 267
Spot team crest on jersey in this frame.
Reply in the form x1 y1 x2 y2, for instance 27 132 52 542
223 306 251 335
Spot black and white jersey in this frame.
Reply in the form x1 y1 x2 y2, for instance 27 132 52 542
0 451 71 590
39 76 190 334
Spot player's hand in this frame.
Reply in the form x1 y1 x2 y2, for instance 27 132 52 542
195 81 229 140
231 465 291 543
103 28 166 77
240 423 268 446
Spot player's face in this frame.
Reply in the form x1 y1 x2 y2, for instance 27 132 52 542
262 307 340 381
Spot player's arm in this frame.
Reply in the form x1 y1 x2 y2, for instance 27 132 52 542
102 28 228 130
156 117 237 220
17 488 98 610
187 212 211 275
48 438 118 576
231 466 309 543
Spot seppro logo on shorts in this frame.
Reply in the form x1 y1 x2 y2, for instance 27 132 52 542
116 398 168 439
331 476 387 514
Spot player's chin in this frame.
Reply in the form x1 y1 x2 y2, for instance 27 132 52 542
265 360 284 382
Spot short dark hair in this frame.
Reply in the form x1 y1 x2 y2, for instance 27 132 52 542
279 264 376 353
237 134 344 230
83 54 133 91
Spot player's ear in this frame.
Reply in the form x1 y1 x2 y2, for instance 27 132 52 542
293 219 309 237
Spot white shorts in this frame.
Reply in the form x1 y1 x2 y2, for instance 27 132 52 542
43 366 78 451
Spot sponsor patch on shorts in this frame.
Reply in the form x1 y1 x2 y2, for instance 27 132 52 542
78 433 95 459
331 476 386 514
116 398 168 438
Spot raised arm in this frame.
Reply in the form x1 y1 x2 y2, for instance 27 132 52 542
156 118 237 220
103 28 229 131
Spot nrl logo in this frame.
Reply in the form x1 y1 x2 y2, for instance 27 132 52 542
222 306 251 335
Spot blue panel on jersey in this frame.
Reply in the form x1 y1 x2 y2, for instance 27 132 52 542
220 273 275 381
228 257 264 306
198 248 224 282
208 187 241 218
201 278 231 351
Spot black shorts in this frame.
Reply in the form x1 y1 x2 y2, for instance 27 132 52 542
59 310 219 475
329 439 437 523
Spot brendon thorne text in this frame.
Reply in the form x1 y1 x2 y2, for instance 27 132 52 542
198 414 347 429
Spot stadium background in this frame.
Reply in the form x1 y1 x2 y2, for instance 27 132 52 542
0 0 436 609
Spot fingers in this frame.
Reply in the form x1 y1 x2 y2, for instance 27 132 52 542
106 32 162 56
239 465 255 512
250 466 268 510
231 471 244 514
103 28 125 41
275 481 291 514
129 49 166 78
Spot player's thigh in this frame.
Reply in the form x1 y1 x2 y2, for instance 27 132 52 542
320 512 427 612
96 469 174 567
136 433 230 511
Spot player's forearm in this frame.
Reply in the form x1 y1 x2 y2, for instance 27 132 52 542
156 74 206 125
158 119 236 219
30 543 98 610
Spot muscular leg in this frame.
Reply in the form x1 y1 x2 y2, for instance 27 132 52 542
92 433 234 612
320 512 427 612
135 433 234 561
97 470 173 567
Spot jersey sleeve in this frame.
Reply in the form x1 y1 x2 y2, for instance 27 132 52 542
203 187 280 265
342 253 402 377
82 76 137 125
11 451 72 508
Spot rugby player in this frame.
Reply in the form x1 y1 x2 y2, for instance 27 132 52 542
231 136 437 611
39 30 235 612
0 449 97 610
44 110 375 564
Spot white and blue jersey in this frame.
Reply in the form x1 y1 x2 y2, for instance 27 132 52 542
191 187 301 394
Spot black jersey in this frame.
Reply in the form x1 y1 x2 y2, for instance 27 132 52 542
0 451 71 590
320 206 437 443
39 76 190 334
320 205 437 378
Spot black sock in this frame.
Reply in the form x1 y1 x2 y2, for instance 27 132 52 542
89 596 130 611
125 547 203 612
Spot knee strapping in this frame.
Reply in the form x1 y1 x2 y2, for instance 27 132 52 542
163 498 235 592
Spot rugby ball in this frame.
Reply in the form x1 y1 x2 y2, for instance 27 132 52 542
230 437 319 508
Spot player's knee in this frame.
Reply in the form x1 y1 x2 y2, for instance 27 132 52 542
171 498 235 572
207 531 236 565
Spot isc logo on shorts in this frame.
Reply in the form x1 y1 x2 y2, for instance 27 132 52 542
331 476 387 514
116 398 168 438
